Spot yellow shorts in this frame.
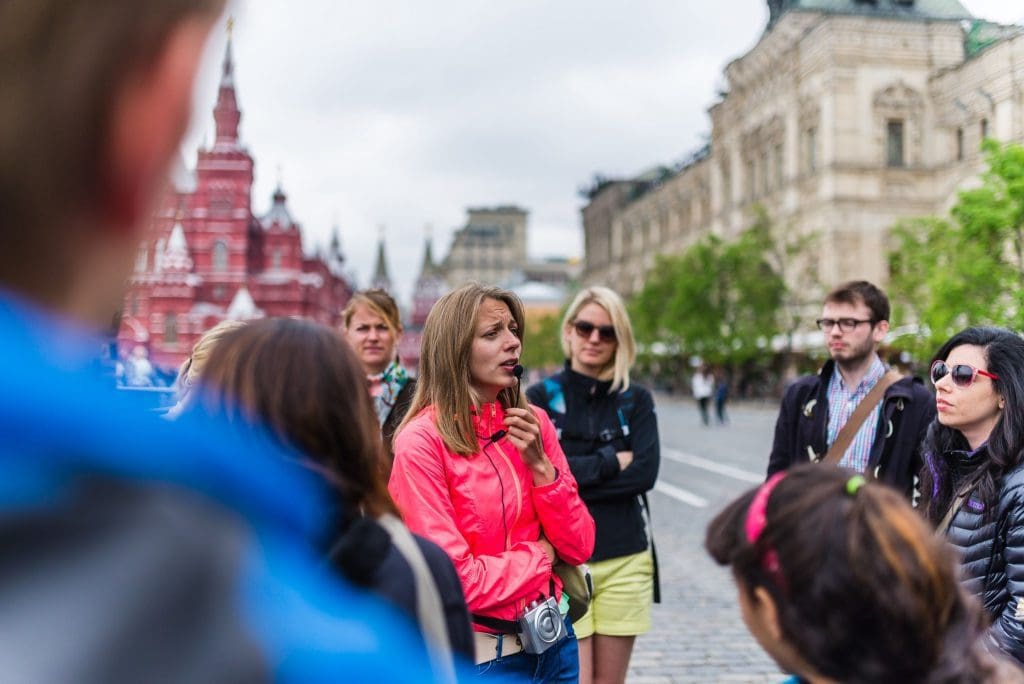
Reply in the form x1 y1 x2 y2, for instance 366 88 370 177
573 550 654 639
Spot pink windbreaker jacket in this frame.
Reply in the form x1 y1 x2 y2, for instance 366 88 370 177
388 402 596 628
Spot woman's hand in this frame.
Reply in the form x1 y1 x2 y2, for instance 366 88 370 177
504 407 556 485
537 535 557 564
616 450 634 470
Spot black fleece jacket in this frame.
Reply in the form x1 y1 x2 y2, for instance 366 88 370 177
767 359 934 498
527 365 660 562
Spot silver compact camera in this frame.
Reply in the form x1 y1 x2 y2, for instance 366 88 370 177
518 596 568 655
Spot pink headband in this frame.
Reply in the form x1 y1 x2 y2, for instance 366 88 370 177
745 472 786 582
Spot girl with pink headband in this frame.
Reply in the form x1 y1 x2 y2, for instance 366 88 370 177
705 465 1021 683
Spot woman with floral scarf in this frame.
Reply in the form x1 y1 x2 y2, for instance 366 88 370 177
342 289 416 472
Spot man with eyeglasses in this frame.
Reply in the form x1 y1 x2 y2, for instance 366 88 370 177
767 281 935 497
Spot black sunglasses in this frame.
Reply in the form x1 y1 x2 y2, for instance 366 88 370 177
572 319 616 343
930 360 999 388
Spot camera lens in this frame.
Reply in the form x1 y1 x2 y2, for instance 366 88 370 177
536 606 560 643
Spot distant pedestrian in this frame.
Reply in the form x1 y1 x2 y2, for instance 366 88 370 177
767 281 934 499
692 365 714 426
342 288 415 472
706 465 1023 683
920 326 1024 666
714 368 730 425
527 286 660 684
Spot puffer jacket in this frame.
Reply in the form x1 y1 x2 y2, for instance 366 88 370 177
388 402 596 629
945 459 1024 663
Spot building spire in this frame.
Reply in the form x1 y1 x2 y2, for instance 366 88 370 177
213 17 241 147
371 226 392 292
418 224 439 278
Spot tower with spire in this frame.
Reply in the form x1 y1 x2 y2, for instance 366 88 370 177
370 226 393 292
398 226 449 372
118 20 353 371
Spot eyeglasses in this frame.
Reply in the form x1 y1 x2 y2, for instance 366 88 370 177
816 318 875 333
572 319 616 343
930 360 1000 388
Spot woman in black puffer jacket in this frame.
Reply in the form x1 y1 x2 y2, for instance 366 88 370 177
920 326 1024 665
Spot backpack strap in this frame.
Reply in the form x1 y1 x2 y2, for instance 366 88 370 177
822 370 903 466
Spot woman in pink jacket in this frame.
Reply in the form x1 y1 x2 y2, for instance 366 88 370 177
389 283 596 681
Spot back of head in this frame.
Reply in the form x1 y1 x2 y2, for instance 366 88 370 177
824 280 889 323
0 0 225 302
399 282 526 455
196 317 393 517
560 285 636 392
706 465 997 683
177 319 248 392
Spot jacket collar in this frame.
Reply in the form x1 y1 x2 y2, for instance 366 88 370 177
471 401 506 440
561 360 613 396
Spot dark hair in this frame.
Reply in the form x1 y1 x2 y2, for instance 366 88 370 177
706 465 999 684
824 280 889 323
0 0 225 299
196 317 395 518
919 326 1024 524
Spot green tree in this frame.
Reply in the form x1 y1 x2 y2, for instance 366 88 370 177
630 209 795 365
888 140 1024 357
521 310 565 373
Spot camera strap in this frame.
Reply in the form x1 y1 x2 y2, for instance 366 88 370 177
471 577 557 633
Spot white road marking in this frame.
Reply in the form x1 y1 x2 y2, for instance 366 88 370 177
662 448 763 484
653 481 708 508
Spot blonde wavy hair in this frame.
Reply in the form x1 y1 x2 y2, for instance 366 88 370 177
561 286 636 393
398 283 527 455
177 319 249 392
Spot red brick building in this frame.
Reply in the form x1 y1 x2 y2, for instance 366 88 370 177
118 37 351 372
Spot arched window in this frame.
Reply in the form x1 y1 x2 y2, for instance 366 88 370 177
164 312 177 345
212 241 228 272
272 248 283 270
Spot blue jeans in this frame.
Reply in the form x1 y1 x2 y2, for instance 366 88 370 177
475 616 579 682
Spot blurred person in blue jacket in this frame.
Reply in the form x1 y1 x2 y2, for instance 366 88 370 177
0 1 436 682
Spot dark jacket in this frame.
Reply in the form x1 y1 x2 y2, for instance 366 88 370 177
527 365 660 562
768 359 934 497
382 379 416 464
945 458 1024 664
326 515 474 661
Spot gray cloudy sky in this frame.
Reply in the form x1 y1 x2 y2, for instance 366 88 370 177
183 1 1021 302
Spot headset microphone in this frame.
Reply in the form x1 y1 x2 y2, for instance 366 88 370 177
513 364 524 379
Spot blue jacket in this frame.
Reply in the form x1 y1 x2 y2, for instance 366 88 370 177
0 293 437 683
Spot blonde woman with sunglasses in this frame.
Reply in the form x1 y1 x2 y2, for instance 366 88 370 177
526 286 659 684
919 326 1024 665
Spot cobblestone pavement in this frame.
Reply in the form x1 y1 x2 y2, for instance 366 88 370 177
626 396 783 683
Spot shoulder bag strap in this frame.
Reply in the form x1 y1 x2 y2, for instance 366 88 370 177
822 370 903 466
377 514 457 684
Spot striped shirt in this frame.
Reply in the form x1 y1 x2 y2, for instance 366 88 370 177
826 356 886 473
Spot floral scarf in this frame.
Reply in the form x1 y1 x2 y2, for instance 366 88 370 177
369 360 409 426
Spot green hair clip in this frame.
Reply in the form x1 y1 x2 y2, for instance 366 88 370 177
846 475 867 496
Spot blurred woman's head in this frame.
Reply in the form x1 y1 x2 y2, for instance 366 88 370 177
399 282 525 455
197 317 393 517
921 327 1024 523
561 286 636 392
170 318 248 415
342 289 403 375
706 465 996 684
